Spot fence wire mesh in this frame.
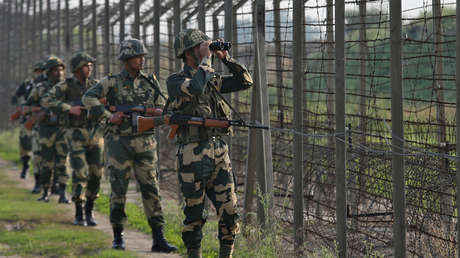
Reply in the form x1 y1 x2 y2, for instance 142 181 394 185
0 0 459 256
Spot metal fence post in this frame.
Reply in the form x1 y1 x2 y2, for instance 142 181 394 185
254 0 274 227
335 0 347 257
198 0 205 31
133 0 140 39
173 0 181 71
153 0 160 78
18 0 25 76
64 0 70 57
46 0 50 53
456 1 460 256
356 0 368 221
390 0 406 257
104 0 110 75
56 0 60 56
39 0 43 56
92 0 97 74
293 0 305 254
79 0 83 51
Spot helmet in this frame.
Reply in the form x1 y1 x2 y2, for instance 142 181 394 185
118 39 147 60
174 29 210 58
33 60 44 71
43 55 65 73
70 52 96 72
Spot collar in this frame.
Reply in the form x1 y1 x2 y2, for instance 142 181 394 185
121 68 146 80
183 64 198 77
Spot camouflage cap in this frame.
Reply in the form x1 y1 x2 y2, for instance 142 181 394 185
118 39 147 60
43 55 66 73
174 29 210 58
70 52 96 72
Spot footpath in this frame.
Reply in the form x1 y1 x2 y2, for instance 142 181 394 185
0 159 182 258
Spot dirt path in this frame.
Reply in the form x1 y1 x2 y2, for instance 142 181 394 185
1 160 182 258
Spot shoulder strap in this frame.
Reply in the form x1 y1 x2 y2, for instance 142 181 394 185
209 84 244 121
141 74 167 101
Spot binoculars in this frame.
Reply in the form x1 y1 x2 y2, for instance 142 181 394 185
209 41 232 51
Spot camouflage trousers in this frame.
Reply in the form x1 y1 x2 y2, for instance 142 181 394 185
31 128 41 175
38 125 69 187
177 138 239 249
106 134 164 228
65 128 103 203
19 124 32 158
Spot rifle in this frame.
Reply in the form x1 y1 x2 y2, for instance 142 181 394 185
24 108 47 130
10 107 21 121
137 114 269 139
107 104 162 116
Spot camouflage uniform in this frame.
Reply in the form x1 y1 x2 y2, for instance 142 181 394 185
167 29 253 258
42 52 103 224
11 78 34 177
26 56 69 202
83 39 176 252
30 73 48 192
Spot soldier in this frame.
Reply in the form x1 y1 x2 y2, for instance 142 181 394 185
41 52 102 226
11 62 43 180
82 39 177 253
167 29 253 258
26 55 70 204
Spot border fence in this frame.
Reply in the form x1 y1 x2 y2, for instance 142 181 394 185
1 0 460 257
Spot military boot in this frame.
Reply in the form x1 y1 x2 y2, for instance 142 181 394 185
151 226 177 253
58 184 71 204
37 187 49 202
187 248 202 258
20 156 30 179
73 202 86 226
31 173 41 194
85 199 97 226
219 244 234 258
112 225 125 250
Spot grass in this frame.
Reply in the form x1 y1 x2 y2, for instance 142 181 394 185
0 129 282 257
0 168 137 257
0 128 21 165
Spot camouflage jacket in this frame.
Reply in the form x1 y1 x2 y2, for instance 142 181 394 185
41 76 99 128
11 79 33 106
166 55 253 142
26 77 63 126
82 69 165 136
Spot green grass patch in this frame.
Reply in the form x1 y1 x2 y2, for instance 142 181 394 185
0 168 138 258
0 129 21 165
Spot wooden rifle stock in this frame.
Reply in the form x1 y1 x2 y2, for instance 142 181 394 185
24 110 46 130
137 115 232 139
10 108 21 121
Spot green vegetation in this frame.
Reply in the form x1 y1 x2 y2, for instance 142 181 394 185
0 128 20 165
0 168 137 257
0 129 283 257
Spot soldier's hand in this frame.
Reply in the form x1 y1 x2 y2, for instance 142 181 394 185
109 112 124 125
213 38 228 60
69 106 82 116
21 106 30 115
199 40 212 59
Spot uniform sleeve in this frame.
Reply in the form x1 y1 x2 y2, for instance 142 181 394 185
11 82 26 105
25 85 40 106
167 57 214 98
82 76 113 120
40 81 71 113
220 55 253 93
